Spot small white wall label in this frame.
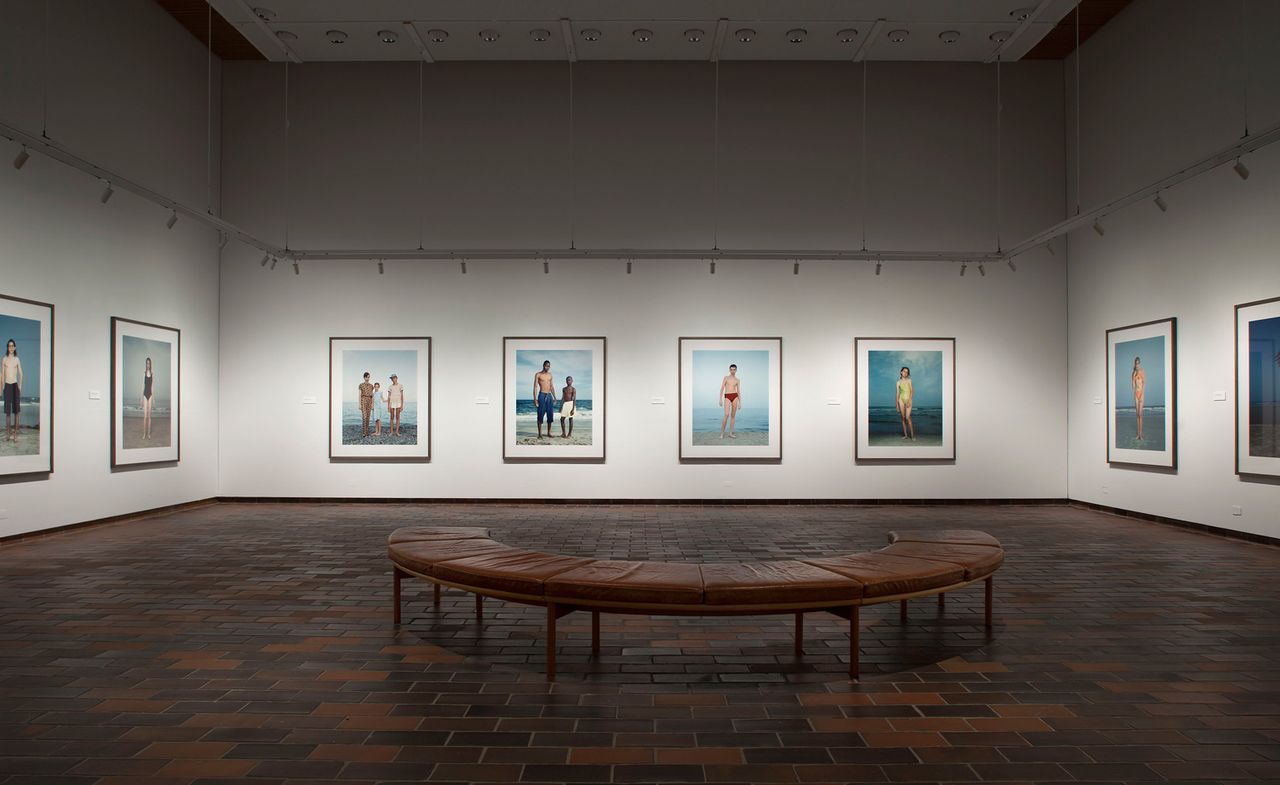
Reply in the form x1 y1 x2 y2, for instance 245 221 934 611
1231 505 1243 516
88 390 101 400
1213 391 1227 401
301 396 317 405
650 396 665 405
474 397 490 405
1092 396 1102 405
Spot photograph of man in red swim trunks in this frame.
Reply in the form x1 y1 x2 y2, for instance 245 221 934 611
719 363 741 439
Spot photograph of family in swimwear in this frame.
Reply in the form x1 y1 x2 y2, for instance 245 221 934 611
0 294 53 476
856 338 955 461
112 317 180 467
1107 319 1175 469
679 338 782 462
504 338 605 462
329 338 431 462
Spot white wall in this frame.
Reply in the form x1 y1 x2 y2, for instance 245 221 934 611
0 0 221 537
1066 0 1280 538
218 60 1069 499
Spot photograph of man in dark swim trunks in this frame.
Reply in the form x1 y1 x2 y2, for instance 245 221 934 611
533 360 557 438
719 363 741 439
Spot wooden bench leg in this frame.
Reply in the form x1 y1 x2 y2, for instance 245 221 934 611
547 602 558 681
794 612 804 656
591 611 601 656
392 567 404 625
433 582 441 607
849 605 860 681
938 592 945 611
985 577 993 629
899 599 908 622
476 594 484 624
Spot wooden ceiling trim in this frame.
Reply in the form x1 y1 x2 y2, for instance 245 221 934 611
155 0 265 61
1023 0 1134 60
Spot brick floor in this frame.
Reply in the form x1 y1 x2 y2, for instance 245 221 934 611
1 502 1278 784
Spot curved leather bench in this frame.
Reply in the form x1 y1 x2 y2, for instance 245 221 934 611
389 526 1003 679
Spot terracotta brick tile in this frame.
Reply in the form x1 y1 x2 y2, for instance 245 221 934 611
862 731 950 748
569 746 655 764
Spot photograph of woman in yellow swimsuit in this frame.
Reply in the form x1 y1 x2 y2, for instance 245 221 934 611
896 366 916 441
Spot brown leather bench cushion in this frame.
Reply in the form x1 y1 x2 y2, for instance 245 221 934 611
546 561 704 605
804 552 964 598
702 561 864 605
389 539 510 576
388 526 492 545
432 549 596 596
888 530 1002 548
879 542 1004 580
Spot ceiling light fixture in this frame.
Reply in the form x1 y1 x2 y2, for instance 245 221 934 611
529 28 551 42
1045 241 1056 256
793 261 800 275
460 260 467 274
13 146 29 169
270 257 278 270
99 181 114 204
887 29 909 43
377 30 398 44
684 28 705 43
479 29 500 42
875 261 882 275
989 31 1012 44
543 260 550 274
325 30 348 44
735 28 755 43
377 261 384 275
626 260 633 274
939 30 961 44
1010 7 1035 21
275 30 297 43
580 28 602 42
260 254 270 267
219 232 229 250
1154 193 1169 212
786 28 807 43
427 29 448 43
836 28 859 43
978 263 986 276
1007 259 1017 272
252 7 275 21
1093 219 1106 236
960 262 967 276
633 28 654 43
293 261 300 275
166 211 178 230
709 260 716 274
1233 158 1250 180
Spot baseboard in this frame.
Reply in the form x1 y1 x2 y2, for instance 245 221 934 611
217 496 1070 506
1069 499 1280 548
0 497 219 546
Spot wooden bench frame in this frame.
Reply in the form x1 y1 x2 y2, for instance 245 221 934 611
392 564 994 680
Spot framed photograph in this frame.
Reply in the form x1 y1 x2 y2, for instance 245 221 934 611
1237 296 1280 477
329 337 431 462
1 294 53 477
679 337 782 463
855 338 955 461
1107 318 1177 469
503 337 606 463
111 317 180 467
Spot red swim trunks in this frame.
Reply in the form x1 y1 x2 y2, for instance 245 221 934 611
724 393 739 402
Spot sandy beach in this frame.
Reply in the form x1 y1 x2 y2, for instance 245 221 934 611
515 419 592 446
342 424 418 446
0 427 39 457
868 432 943 447
122 416 171 449
1114 410 1166 451
1250 424 1278 458
692 431 769 446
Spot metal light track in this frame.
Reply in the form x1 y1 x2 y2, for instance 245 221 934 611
1 120 289 259
287 247 1004 263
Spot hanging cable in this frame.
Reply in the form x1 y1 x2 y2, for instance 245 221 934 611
1074 1 1081 215
860 59 868 252
995 55 1003 252
712 58 720 250
206 1 213 215
283 60 291 251
1241 0 1250 138
41 0 50 138
417 57 425 249
568 60 576 250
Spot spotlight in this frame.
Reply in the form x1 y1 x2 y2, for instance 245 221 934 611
793 261 800 275
1045 241 1056 256
260 254 270 267
99 182 114 204
960 263 967 276
1233 158 1250 180
709 260 716 274
166 211 178 230
543 260 550 274
377 261 384 275
874 261 882 276
292 261 300 275
978 263 986 277
1154 193 1168 212
13 146 29 170
626 261 632 274
460 260 467 274
1092 219 1105 237
270 257 278 270
219 232 230 249
1007 259 1017 272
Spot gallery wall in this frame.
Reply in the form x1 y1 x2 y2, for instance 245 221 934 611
0 0 222 537
1066 0 1280 538
217 60 1070 500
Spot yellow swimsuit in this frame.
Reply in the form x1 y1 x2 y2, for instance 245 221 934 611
897 379 911 403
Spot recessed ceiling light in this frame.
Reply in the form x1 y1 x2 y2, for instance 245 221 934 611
684 28 705 43
479 29 500 42
529 28 551 42
633 28 654 43
580 28 602 41
377 29 398 44
887 29 909 43
786 28 807 43
836 28 859 43
252 7 274 21
989 30 1012 43
939 30 961 44
275 30 297 42
735 28 755 43
427 29 449 43
325 29 348 44
1010 7 1035 21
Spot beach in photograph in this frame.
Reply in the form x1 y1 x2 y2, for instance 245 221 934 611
514 348 595 447
867 406 944 446
1114 406 1166 451
342 423 418 446
514 399 593 446
0 425 38 457
691 405 769 446
122 412 171 450
1250 402 1278 458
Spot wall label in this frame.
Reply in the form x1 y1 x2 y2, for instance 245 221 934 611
826 397 842 405
88 390 101 400
474 396 490 405
650 396 665 404
301 396 317 405
1092 396 1102 405
1213 390 1226 401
